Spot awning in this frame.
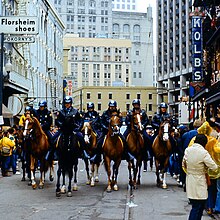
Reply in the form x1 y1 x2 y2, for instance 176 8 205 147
2 104 13 118
206 92 220 104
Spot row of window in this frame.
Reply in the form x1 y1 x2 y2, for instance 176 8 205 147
86 93 153 100
112 3 136 10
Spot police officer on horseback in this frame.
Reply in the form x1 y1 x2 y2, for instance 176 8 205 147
124 99 151 160
151 102 171 131
98 100 134 161
83 102 101 137
55 96 89 159
33 100 54 161
34 100 52 137
19 106 34 127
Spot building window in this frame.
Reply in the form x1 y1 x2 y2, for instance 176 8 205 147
137 94 141 99
133 72 136 78
136 51 139 55
149 94 152 100
139 72 142 78
98 103 101 111
126 94 130 99
98 93 101 99
109 93 112 99
126 103 130 110
87 93 91 99
148 104 152 111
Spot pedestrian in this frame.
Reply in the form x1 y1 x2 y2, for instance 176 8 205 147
182 134 218 220
0 130 16 177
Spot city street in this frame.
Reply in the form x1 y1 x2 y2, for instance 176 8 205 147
0 160 218 220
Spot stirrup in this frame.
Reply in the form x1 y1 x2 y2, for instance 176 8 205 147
90 154 97 162
128 152 135 161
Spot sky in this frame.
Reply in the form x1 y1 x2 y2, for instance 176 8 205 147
137 0 156 13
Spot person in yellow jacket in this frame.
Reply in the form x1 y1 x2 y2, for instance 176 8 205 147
19 106 34 127
0 130 16 177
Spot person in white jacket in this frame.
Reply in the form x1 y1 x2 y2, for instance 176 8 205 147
182 134 218 220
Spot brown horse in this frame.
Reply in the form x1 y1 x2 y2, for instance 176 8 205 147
81 121 100 186
23 117 54 189
103 111 124 192
126 112 145 188
152 120 172 189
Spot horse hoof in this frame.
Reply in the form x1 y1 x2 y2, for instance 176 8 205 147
38 184 44 189
106 186 112 193
56 192 61 197
28 181 32 186
21 177 25 181
86 180 90 185
95 176 99 182
61 185 66 194
90 180 95 187
67 192 72 197
49 175 54 182
32 183 37 189
72 184 78 191
113 185 118 191
162 184 167 189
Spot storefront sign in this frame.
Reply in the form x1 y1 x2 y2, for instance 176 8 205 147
0 16 38 34
4 35 35 43
192 16 203 82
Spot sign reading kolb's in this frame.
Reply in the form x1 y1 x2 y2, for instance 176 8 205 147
0 16 38 34
192 16 203 82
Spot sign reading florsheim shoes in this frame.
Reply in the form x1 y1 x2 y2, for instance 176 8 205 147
0 16 38 34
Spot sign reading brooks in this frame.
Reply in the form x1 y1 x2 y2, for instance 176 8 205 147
0 16 38 34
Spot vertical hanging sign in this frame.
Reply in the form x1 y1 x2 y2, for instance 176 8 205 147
190 16 204 97
192 16 203 81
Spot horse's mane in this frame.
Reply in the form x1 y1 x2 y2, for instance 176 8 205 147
32 117 46 137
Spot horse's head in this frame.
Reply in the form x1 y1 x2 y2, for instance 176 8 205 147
132 112 143 132
159 120 171 141
23 117 34 137
109 113 121 135
82 121 92 144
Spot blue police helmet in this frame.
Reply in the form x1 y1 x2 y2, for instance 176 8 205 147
132 99 140 105
64 96 73 104
25 106 32 112
87 102 94 109
159 102 168 108
39 100 47 107
108 100 117 107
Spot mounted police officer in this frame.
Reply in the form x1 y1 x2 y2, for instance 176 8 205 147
98 100 134 161
124 99 151 160
55 96 89 159
33 100 54 161
19 106 34 128
83 102 101 162
151 102 176 153
151 102 171 132
83 102 101 137
34 100 52 138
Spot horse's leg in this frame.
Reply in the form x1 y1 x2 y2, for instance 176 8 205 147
155 159 160 187
61 168 66 193
84 158 90 185
30 155 37 189
90 163 95 187
137 159 142 185
21 154 26 181
94 163 100 182
133 160 138 189
67 166 73 197
38 160 45 189
56 165 62 197
104 157 112 193
49 160 54 182
162 157 169 189
112 160 121 191
128 161 133 187
72 159 78 191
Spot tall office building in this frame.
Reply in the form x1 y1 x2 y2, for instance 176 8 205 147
112 0 137 11
52 0 112 38
112 7 154 86
157 0 193 114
